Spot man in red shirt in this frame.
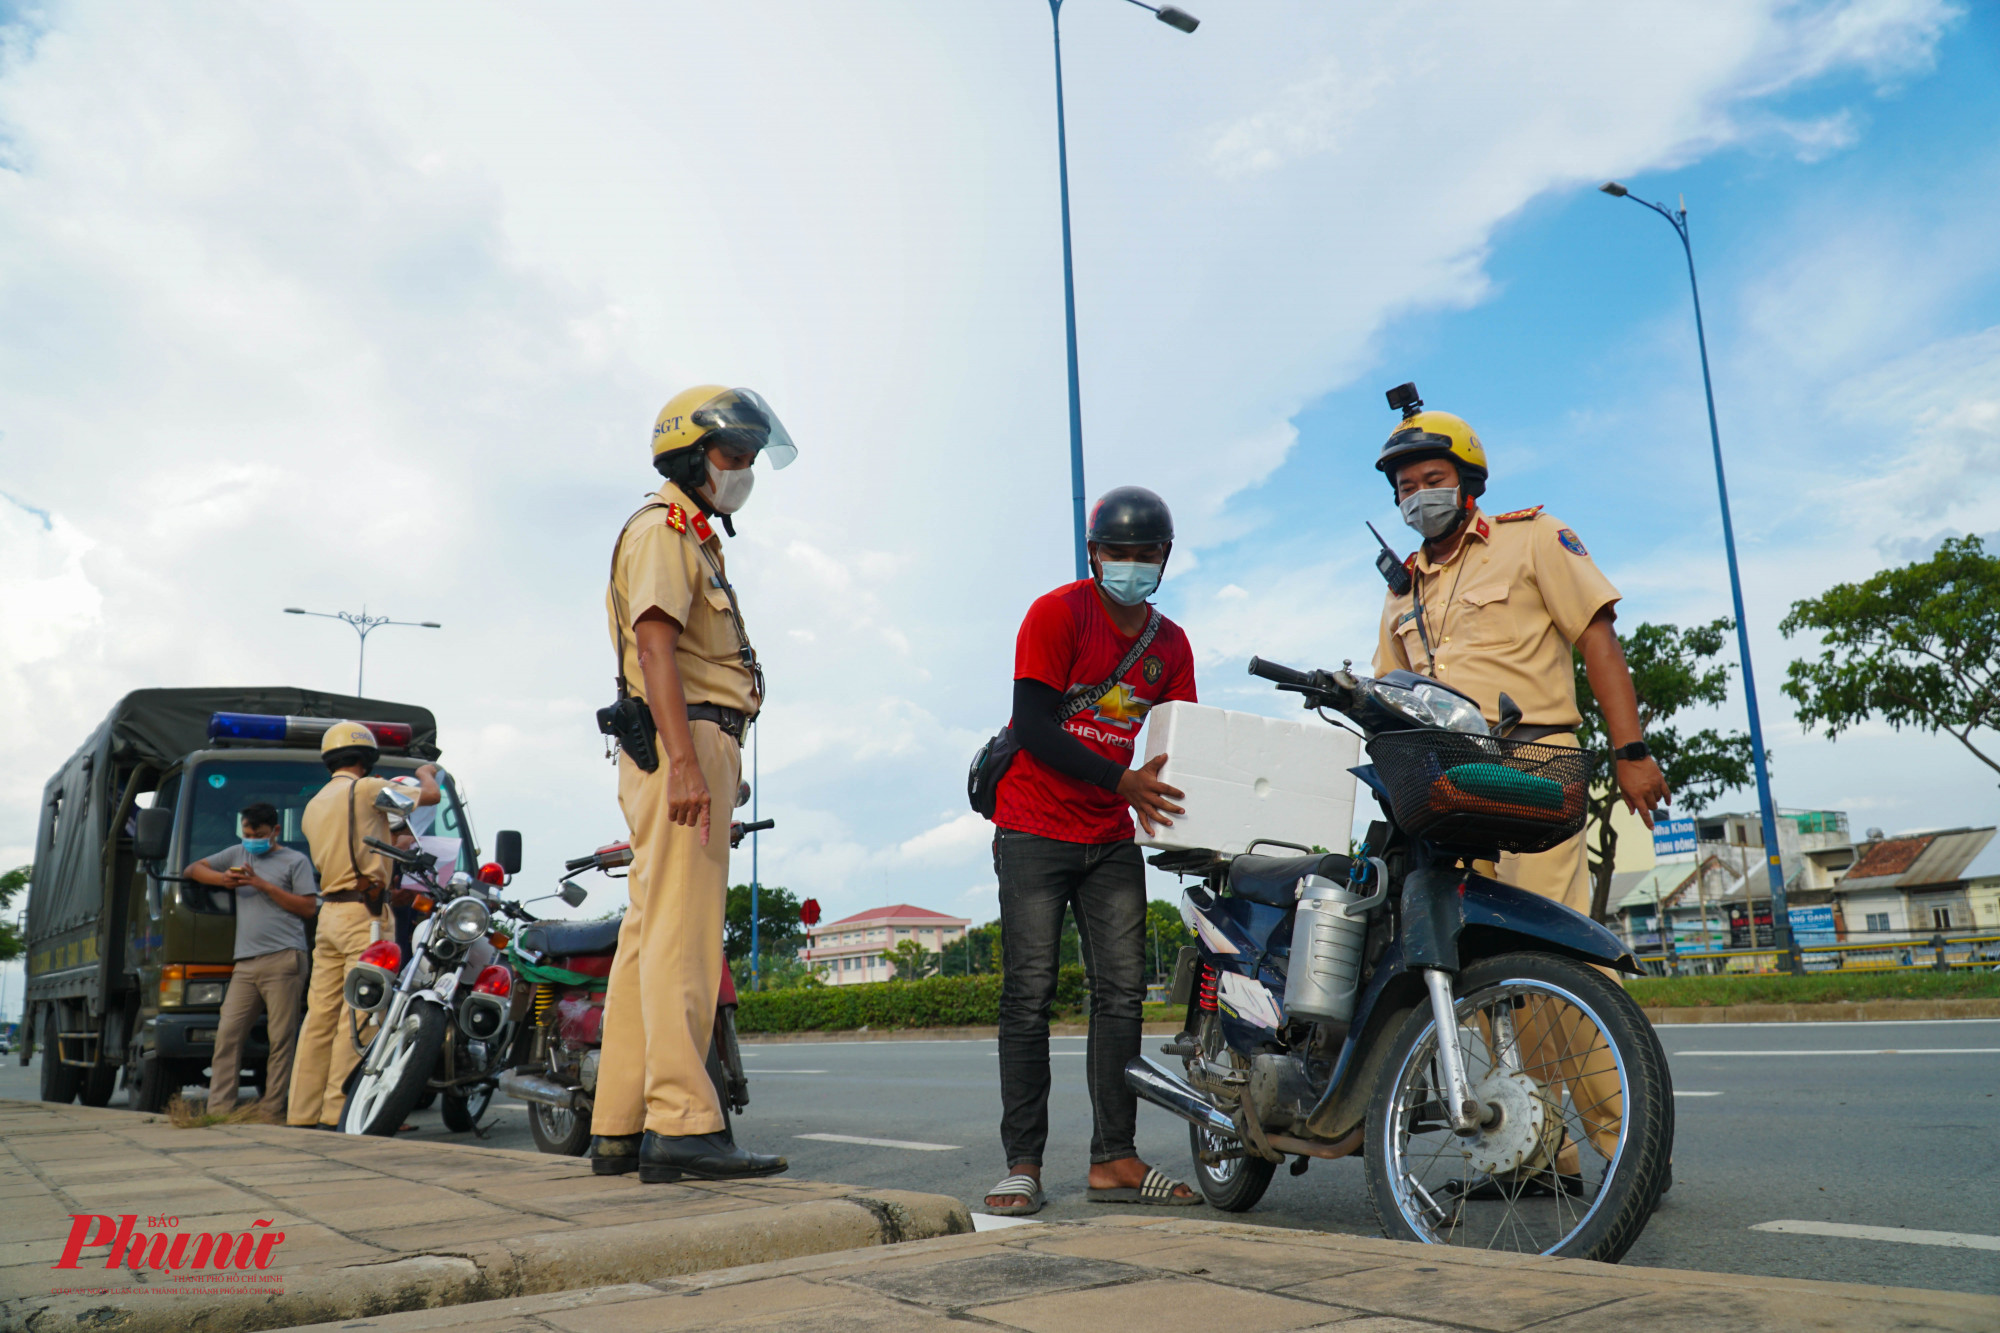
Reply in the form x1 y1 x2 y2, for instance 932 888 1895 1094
983 486 1201 1216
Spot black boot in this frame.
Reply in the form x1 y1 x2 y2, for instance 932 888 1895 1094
591 1133 641 1175
638 1129 788 1183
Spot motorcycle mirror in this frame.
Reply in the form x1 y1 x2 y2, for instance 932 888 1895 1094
735 782 752 810
559 882 588 909
493 829 522 875
374 785 418 815
1496 692 1523 739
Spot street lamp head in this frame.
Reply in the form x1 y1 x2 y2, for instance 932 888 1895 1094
1599 181 1629 198
284 607 306 614
1156 5 1200 32
420 622 442 629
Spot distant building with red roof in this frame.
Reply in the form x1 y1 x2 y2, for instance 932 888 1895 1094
799 903 970 985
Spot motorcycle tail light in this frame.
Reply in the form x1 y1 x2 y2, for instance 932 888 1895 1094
358 940 402 971
478 862 506 886
1197 963 1218 1013
473 964 512 996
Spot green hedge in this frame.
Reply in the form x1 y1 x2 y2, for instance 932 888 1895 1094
1624 970 2000 1008
736 967 1087 1033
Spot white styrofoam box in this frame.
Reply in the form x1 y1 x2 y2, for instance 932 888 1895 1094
1137 701 1359 855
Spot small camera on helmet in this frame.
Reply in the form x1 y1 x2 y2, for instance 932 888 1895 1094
1385 382 1423 418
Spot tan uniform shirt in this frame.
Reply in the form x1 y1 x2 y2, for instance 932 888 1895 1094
302 774 411 897
1372 505 1619 728
606 482 761 716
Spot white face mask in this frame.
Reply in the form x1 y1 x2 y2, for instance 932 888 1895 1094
1399 486 1463 540
704 462 755 514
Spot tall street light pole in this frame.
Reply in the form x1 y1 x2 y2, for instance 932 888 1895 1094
284 606 442 697
1599 181 1801 975
1049 0 1200 579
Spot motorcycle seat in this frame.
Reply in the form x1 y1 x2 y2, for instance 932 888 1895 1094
1227 852 1352 907
518 917 623 958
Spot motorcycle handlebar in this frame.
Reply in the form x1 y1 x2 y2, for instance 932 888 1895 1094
561 853 598 872
735 819 775 835
1247 656 1313 687
362 835 424 867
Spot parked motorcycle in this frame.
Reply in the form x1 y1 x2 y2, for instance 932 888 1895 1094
495 818 771 1156
337 787 522 1136
1127 659 1673 1262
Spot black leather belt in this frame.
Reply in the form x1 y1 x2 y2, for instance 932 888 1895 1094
688 703 748 743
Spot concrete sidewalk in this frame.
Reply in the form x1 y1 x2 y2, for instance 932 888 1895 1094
274 1215 2000 1333
1 1101 967 1333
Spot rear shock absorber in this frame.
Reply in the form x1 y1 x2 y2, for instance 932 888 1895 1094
1196 963 1218 1013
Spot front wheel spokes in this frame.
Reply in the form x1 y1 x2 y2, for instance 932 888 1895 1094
1387 978 1630 1254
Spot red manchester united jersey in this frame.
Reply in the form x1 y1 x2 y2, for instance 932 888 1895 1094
995 580 1197 843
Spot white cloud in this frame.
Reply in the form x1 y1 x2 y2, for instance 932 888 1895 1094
897 813 990 866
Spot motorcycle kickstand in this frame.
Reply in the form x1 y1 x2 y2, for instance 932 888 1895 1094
1423 968 1491 1135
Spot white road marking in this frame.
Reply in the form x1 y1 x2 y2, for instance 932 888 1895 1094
972 1213 1044 1231
1752 1220 2000 1252
795 1132 963 1151
1673 1091 1723 1097
1671 1048 1998 1056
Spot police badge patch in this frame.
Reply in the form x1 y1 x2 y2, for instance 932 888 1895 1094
1557 528 1588 556
1141 654 1164 685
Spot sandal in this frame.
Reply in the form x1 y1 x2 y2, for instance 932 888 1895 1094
1086 1166 1202 1206
983 1173 1045 1216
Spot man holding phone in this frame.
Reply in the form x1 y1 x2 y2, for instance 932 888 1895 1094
184 802 317 1120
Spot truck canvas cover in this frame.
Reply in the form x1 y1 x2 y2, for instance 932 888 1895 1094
28 687 439 953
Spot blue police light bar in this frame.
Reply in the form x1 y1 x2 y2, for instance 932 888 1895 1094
206 713 416 748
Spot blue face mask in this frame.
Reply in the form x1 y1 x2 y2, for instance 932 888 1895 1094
242 837 272 856
1097 560 1163 607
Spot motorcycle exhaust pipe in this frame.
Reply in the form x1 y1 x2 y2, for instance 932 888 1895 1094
496 1069 580 1111
1125 1056 1238 1138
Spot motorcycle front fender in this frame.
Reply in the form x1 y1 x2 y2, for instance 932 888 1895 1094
1459 873 1638 973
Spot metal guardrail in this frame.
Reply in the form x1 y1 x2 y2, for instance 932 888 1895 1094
1633 933 2000 976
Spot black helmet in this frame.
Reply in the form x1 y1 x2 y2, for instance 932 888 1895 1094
1087 486 1174 546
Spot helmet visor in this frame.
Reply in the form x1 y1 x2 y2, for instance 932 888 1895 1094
691 388 797 470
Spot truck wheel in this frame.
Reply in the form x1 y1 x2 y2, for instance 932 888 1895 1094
39 1044 81 1105
133 1054 182 1114
79 1063 119 1107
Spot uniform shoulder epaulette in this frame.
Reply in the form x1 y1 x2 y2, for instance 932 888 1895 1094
1492 505 1544 523
662 502 713 542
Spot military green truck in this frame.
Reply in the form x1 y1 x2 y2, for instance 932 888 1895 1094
23 687 494 1112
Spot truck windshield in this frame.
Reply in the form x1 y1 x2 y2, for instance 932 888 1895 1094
183 759 474 870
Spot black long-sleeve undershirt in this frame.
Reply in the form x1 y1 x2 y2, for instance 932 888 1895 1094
1011 678 1127 794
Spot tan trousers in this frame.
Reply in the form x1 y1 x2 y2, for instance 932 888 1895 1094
595 720 739 1138
1492 804 1623 1164
287 899 392 1127
208 948 304 1118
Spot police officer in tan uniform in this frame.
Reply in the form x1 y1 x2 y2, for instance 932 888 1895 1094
289 721 440 1129
1370 383 1669 1178
592 385 794 1182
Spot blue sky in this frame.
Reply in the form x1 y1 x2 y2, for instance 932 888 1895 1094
2 0 1995 987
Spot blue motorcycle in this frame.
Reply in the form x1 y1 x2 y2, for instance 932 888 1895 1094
1126 658 1673 1262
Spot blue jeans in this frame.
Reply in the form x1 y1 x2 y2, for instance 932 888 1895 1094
994 828 1147 1167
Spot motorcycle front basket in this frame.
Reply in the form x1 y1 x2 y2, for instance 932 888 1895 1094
1366 731 1593 854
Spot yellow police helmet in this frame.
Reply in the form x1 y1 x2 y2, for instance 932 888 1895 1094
650 385 797 469
1375 382 1489 497
320 720 379 754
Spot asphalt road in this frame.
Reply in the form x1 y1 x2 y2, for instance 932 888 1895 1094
6 1018 1995 1296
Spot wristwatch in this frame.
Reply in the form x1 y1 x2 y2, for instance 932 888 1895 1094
1612 741 1651 762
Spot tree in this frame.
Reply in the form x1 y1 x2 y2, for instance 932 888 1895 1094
886 937 939 980
1574 621 1756 921
1144 898 1194 981
1781 535 2000 782
0 865 26 964
938 920 1001 976
724 882 803 972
